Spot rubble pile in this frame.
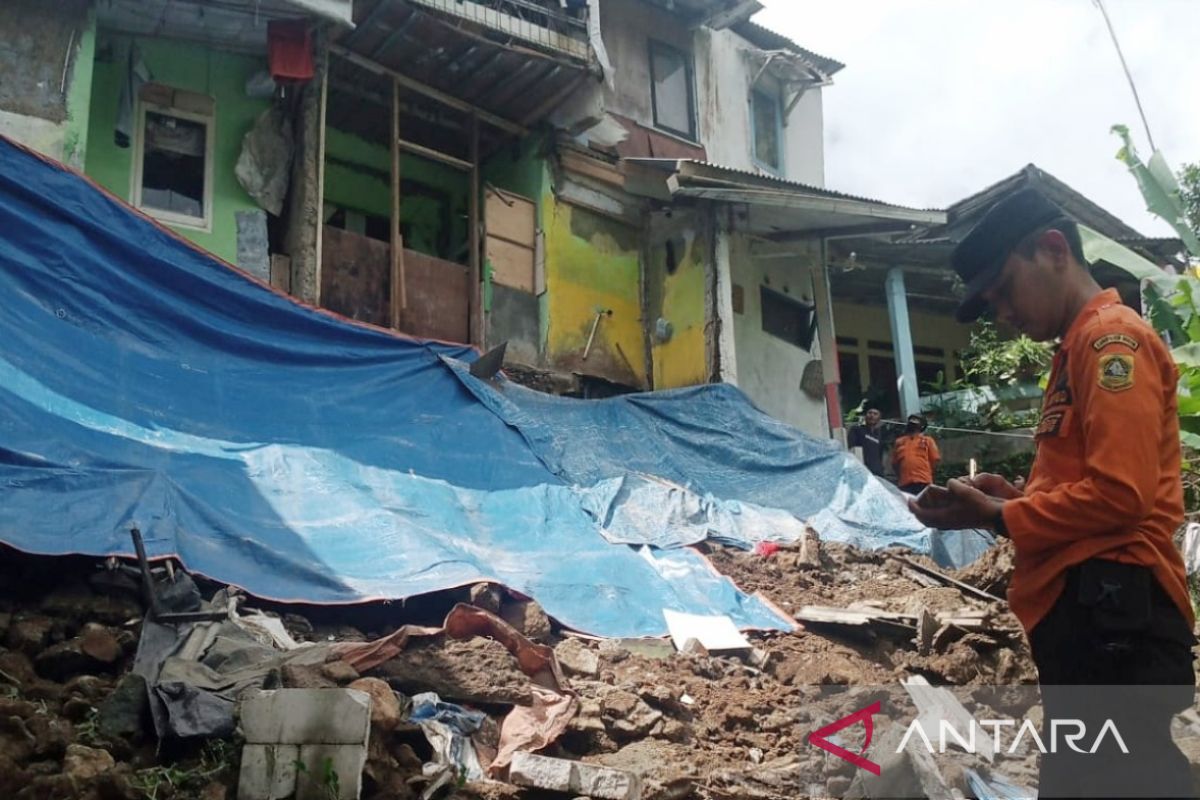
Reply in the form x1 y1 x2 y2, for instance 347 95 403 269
0 537 1044 800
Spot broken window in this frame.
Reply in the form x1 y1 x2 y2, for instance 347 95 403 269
134 104 212 229
760 285 817 351
650 41 696 141
752 89 782 173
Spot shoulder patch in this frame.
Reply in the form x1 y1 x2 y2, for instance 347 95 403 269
1098 353 1135 392
1092 333 1140 352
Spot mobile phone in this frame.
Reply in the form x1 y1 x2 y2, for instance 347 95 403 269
916 485 952 509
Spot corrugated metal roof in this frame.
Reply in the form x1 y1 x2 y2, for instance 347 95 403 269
627 157 942 213
732 20 845 76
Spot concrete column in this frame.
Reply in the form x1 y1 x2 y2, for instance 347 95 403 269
885 266 920 418
813 241 842 440
713 211 739 385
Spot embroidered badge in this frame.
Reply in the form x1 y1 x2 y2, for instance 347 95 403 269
1036 411 1065 437
1098 354 1135 392
1092 333 1140 352
1046 388 1072 408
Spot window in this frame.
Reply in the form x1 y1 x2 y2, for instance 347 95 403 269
760 285 817 351
133 97 213 230
649 41 696 141
751 89 782 173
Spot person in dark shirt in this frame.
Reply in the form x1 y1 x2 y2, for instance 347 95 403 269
847 407 886 477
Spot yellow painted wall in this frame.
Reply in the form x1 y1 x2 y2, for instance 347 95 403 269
543 195 648 387
649 225 708 389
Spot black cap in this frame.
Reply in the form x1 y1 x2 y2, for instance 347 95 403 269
951 188 1067 323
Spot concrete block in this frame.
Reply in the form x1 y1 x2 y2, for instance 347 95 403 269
296 744 367 800
237 744 299 800
509 752 642 800
240 689 371 745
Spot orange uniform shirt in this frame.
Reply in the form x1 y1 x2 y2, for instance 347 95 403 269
892 433 940 486
1002 289 1194 633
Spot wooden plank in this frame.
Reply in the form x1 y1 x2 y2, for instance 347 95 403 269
469 113 482 346
903 675 995 762
390 78 406 329
398 138 473 172
485 187 537 248
559 148 626 188
270 254 292 293
329 44 528 136
314 54 329 306
321 226 390 326
887 554 1006 604
403 249 469 342
486 236 536 293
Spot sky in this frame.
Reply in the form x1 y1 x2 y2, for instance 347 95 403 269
754 0 1200 237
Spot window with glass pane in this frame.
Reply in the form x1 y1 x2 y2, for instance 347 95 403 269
752 90 781 172
650 42 695 140
140 111 207 221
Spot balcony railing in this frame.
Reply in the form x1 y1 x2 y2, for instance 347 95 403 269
406 0 590 61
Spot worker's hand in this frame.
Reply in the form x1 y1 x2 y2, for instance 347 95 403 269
908 479 1004 531
963 472 1023 500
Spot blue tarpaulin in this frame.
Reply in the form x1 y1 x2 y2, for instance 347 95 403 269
0 137 987 638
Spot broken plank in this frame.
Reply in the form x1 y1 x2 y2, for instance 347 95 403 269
888 554 1005 604
902 675 994 763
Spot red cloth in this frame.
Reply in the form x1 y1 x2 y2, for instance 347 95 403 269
268 19 314 82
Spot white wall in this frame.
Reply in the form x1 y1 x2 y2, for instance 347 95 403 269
729 234 828 436
593 0 827 186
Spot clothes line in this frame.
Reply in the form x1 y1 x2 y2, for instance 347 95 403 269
876 418 1035 440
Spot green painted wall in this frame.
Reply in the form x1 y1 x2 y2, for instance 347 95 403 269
84 31 269 264
62 8 96 169
323 128 468 260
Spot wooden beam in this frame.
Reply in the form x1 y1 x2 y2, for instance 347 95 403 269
314 49 329 306
396 138 472 171
469 112 482 347
520 71 589 126
391 78 407 330
330 44 528 136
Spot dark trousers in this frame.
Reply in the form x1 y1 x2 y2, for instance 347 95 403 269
899 482 929 495
1029 561 1197 798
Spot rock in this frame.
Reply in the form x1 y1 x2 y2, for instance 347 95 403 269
23 681 65 704
61 697 94 722
87 596 143 627
320 661 360 685
26 714 72 758
0 651 36 685
0 613 10 637
348 678 402 732
35 639 100 682
39 582 95 622
281 663 336 690
0 755 30 796
79 625 122 665
64 744 115 781
16 774 78 800
377 637 534 706
65 675 112 703
283 614 315 641
199 782 227 800
468 583 503 614
0 696 38 719
555 638 600 678
97 673 149 741
500 599 552 641
7 616 54 656
509 751 643 800
601 689 662 739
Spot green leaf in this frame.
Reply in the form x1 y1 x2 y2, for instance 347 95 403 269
1172 343 1200 369
1182 430 1200 449
1112 125 1200 257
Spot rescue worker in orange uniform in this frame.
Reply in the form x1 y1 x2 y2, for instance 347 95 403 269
911 188 1196 799
891 413 940 494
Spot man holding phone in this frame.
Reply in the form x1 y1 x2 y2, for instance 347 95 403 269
909 188 1196 798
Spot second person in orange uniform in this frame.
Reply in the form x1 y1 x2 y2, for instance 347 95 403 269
891 413 940 494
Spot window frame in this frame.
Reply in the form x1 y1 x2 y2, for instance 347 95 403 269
750 87 784 175
131 99 215 233
648 39 698 142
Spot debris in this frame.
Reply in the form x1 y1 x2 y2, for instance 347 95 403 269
408 692 487 798
555 638 600 679
348 678 403 732
238 689 371 800
320 660 361 685
63 743 115 781
903 674 995 762
468 583 503 614
509 751 643 800
499 598 552 642
888 553 1006 604
96 672 150 741
662 610 751 654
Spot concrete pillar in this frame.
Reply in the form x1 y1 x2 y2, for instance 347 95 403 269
813 241 842 440
885 266 920 419
712 209 739 385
